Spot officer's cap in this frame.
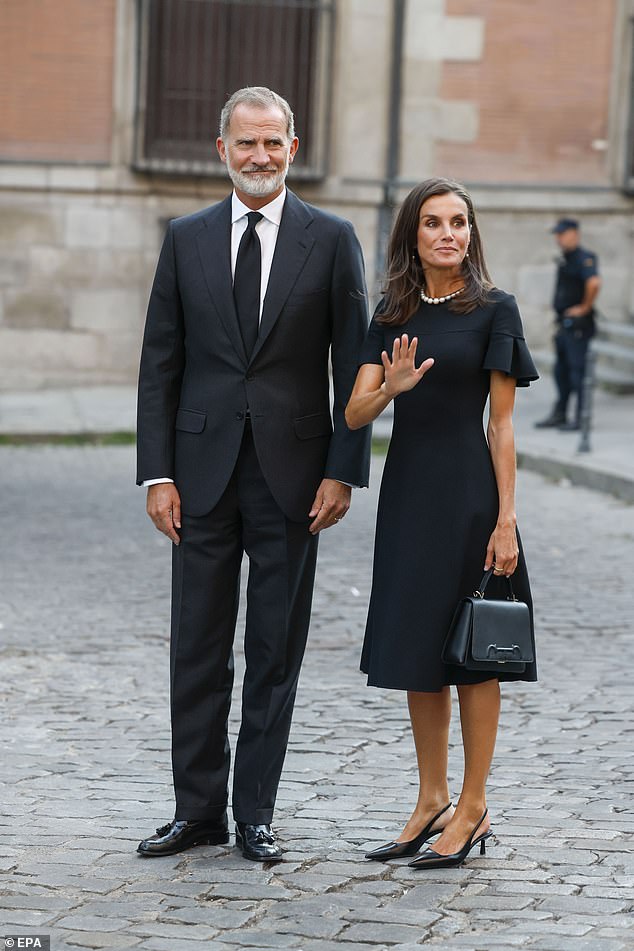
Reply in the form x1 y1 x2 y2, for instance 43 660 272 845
552 217 579 233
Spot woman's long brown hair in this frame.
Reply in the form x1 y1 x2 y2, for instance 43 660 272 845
378 178 493 325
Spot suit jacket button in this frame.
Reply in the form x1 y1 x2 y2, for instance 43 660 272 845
236 411 244 420
246 374 255 382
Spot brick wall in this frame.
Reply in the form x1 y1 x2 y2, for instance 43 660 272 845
0 0 116 162
436 0 617 184
0 0 631 391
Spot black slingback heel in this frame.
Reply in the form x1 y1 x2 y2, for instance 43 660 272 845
408 808 492 869
365 802 453 861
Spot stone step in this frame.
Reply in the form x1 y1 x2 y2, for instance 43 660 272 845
593 365 634 393
594 319 634 390
591 338 634 365
596 319 634 343
532 348 634 394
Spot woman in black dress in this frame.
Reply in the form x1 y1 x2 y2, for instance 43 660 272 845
345 178 538 869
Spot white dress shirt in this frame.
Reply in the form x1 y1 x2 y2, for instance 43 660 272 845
231 188 286 319
143 189 286 488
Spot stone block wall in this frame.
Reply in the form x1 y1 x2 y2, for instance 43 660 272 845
0 189 156 389
2 179 631 390
474 201 634 348
1 0 633 391
0 178 386 389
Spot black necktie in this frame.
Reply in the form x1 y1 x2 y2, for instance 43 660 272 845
234 211 263 359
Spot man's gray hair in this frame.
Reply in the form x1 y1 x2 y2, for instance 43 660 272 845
219 86 295 142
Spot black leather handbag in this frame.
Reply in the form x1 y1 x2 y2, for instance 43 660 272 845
442 568 533 673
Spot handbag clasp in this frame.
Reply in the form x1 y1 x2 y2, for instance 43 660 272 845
487 644 521 663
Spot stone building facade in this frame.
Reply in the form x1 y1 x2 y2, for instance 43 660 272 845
1 0 633 389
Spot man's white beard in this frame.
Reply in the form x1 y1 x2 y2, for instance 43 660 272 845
226 161 289 197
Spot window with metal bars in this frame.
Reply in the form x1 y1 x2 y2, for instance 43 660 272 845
627 22 634 194
134 0 334 178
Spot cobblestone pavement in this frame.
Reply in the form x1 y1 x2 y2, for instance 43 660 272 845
1 447 633 951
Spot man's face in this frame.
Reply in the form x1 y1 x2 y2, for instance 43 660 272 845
556 228 579 252
217 104 299 200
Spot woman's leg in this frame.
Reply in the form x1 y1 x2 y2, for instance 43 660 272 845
398 687 454 841
429 678 500 854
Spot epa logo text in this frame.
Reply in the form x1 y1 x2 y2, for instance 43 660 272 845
3 936 50 950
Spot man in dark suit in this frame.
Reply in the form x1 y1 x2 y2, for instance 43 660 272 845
136 87 371 861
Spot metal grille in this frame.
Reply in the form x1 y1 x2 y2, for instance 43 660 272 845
627 20 634 194
134 0 334 178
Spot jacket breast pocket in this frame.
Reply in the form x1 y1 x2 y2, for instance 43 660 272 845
291 288 329 299
294 412 332 440
175 409 207 433
284 289 329 312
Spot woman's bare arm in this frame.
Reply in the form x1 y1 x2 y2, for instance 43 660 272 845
485 370 519 575
345 335 434 430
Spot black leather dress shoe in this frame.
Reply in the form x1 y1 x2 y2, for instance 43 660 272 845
235 823 283 862
534 411 566 428
557 420 581 431
137 815 229 857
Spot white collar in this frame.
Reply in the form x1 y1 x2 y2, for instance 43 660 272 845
231 188 287 226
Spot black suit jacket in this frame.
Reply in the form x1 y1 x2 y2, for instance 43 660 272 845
136 190 371 521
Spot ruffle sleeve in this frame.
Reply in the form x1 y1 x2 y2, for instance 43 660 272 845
482 293 539 387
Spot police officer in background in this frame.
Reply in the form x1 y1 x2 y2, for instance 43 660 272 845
535 218 601 431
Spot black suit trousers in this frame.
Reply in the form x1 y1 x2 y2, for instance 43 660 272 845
170 422 319 824
553 326 589 418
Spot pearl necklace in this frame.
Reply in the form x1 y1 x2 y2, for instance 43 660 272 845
420 286 465 305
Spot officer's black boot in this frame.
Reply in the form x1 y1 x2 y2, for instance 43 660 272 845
534 404 566 428
558 395 581 431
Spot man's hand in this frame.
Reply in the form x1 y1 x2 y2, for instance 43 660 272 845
563 305 587 318
308 479 352 535
147 483 182 545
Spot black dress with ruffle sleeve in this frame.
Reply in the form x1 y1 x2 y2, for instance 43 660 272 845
359 289 539 691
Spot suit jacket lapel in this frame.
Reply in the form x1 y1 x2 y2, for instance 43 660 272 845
195 196 248 365
250 190 315 364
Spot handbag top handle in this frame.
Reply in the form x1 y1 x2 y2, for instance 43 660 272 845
474 567 518 601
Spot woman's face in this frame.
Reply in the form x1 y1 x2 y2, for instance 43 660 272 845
416 192 471 274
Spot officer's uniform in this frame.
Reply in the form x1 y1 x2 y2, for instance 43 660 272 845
552 245 599 424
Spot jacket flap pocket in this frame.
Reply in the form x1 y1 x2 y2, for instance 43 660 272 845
175 409 207 434
294 412 332 440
